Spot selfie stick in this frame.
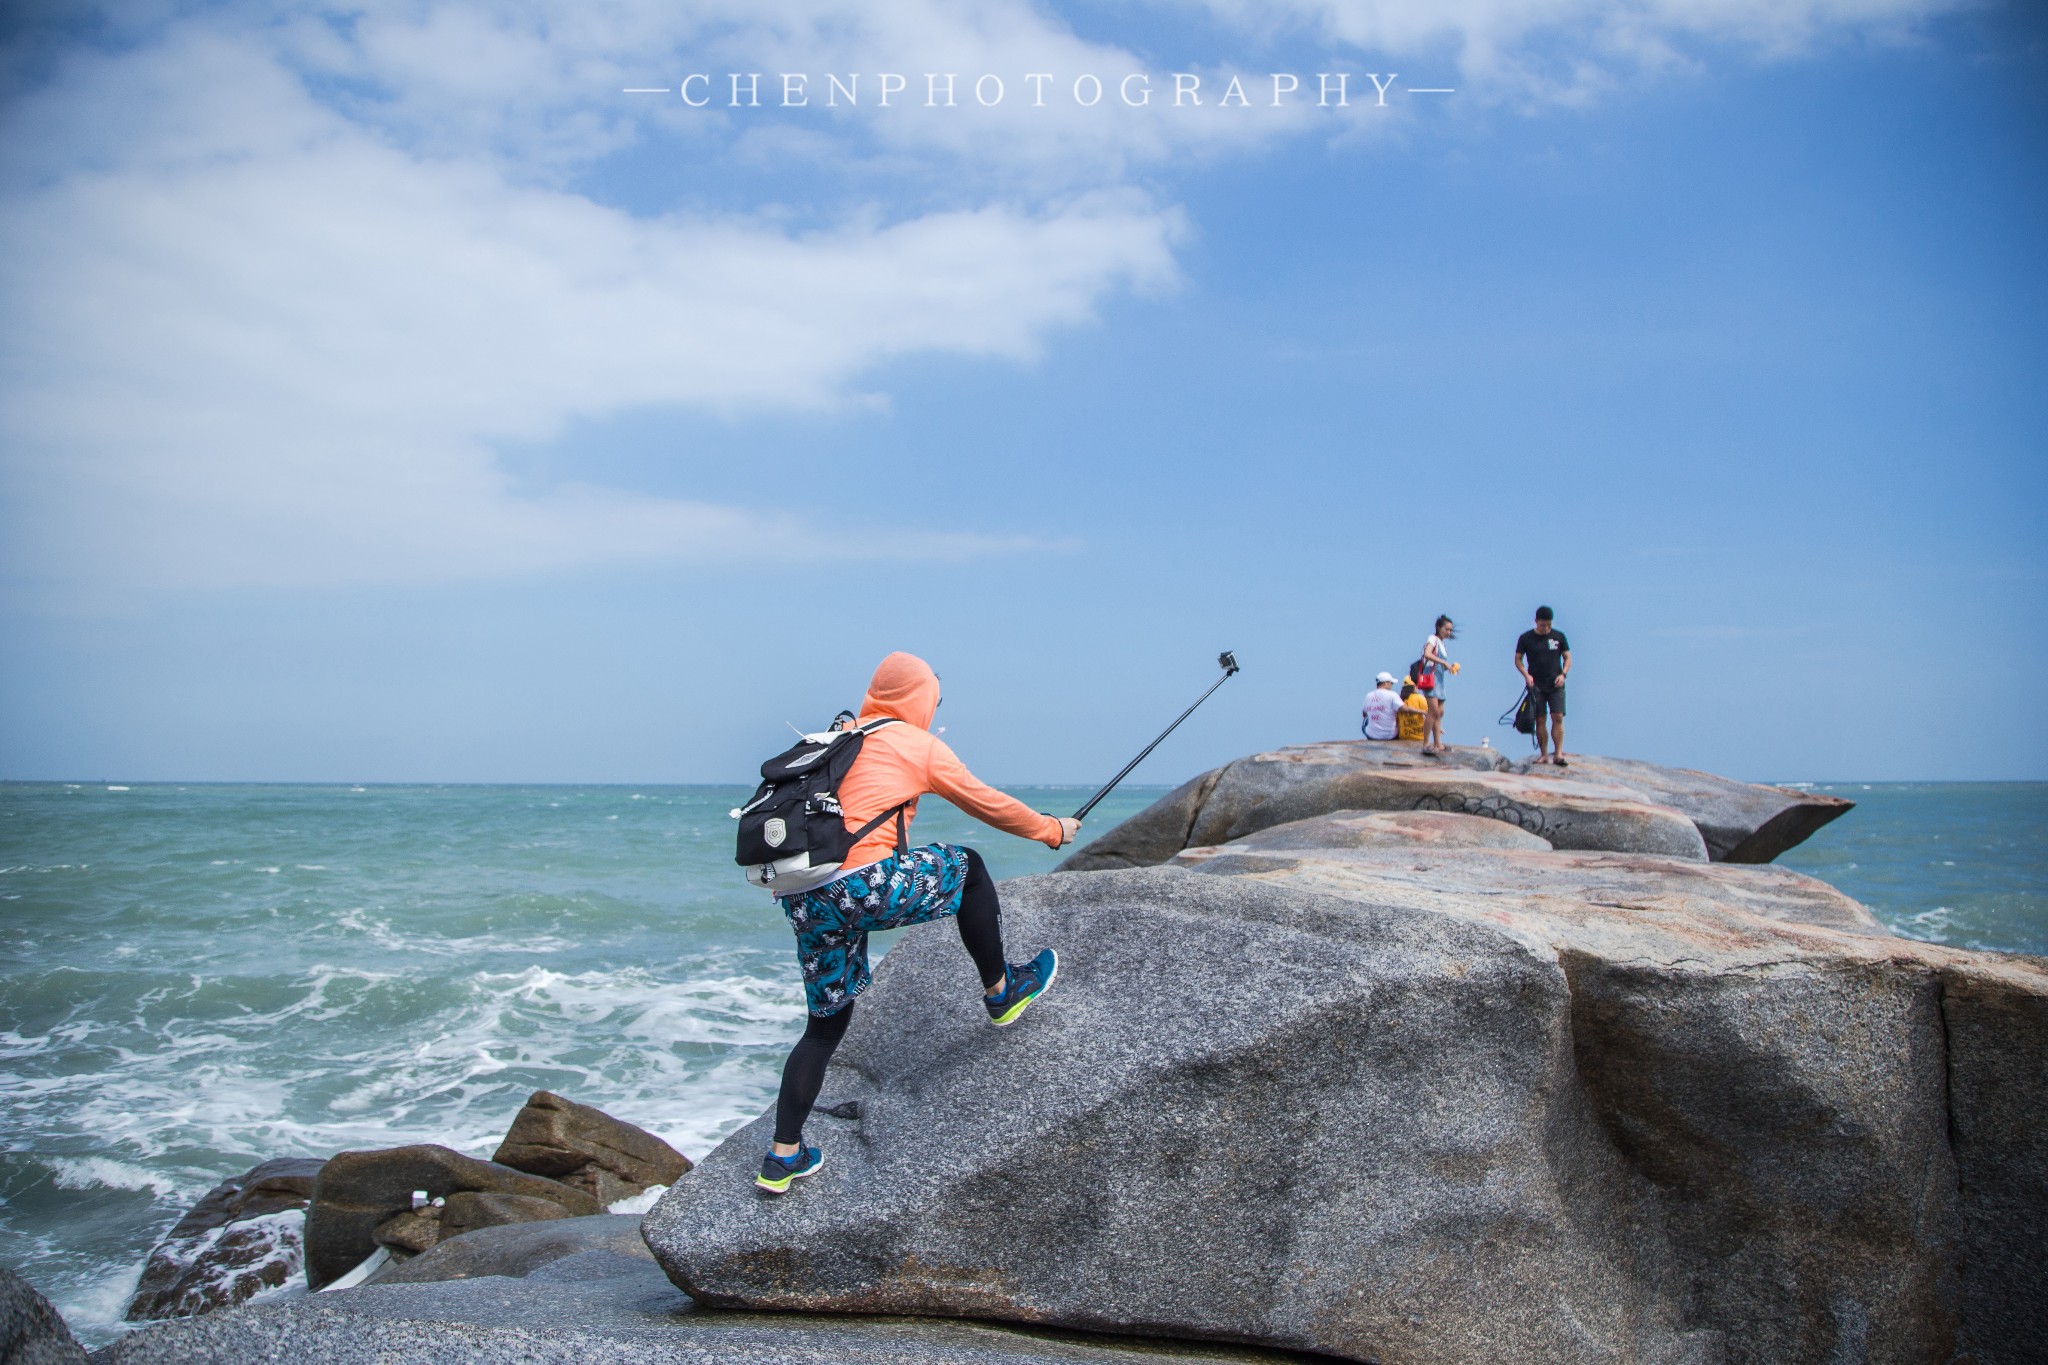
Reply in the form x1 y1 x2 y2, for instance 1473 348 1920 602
1072 652 1240 822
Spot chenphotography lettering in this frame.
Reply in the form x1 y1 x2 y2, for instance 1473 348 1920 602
621 72 1453 109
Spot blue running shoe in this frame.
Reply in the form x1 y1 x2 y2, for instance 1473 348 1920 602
755 1140 823 1194
985 948 1058 1027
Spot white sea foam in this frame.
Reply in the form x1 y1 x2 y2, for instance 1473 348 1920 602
48 1157 189 1198
607 1184 667 1215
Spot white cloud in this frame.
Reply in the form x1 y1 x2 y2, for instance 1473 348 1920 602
0 0 1970 598
0 18 1180 594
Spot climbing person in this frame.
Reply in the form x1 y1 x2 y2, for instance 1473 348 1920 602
1515 606 1572 766
1361 671 1402 741
1418 615 1460 755
754 651 1080 1195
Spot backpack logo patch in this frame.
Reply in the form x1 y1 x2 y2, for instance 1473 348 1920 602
764 817 787 848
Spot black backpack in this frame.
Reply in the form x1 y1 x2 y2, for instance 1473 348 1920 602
731 718 909 894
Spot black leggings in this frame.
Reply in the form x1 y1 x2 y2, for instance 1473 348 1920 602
773 847 1004 1144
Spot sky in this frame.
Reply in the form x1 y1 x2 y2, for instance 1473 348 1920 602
0 0 2042 787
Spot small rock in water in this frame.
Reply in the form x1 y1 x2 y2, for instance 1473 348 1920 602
492 1090 692 1204
126 1157 324 1322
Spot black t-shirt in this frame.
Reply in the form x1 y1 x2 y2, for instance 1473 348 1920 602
1518 629 1570 690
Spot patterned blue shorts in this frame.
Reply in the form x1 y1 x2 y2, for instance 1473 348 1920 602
780 843 971 1017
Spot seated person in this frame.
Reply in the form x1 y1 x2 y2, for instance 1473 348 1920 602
1361 672 1402 740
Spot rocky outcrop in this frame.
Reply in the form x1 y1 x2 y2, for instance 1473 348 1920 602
1171 809 1553 861
124 1157 324 1322
1516 754 1853 862
102 1245 1310 1364
305 1145 603 1289
1063 742 1706 866
645 845 2047 1364
493 1091 692 1206
1063 742 1850 870
1 1267 89 1365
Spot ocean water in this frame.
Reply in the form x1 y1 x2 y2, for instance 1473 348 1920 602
2 778 2042 1346
0 781 1158 1345
1774 782 2048 957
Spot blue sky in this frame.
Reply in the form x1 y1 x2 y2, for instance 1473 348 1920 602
1 0 2042 786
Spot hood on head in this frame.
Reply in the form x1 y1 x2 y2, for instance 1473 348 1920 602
861 652 940 730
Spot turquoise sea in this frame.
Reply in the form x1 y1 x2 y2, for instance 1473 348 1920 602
1 778 2042 1346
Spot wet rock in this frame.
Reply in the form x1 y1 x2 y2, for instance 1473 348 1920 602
305 1145 603 1290
1063 742 1705 868
124 1156 325 1322
1514 753 1853 862
492 1091 691 1206
363 1214 652 1286
1 1266 90 1364
1171 809 1552 863
646 858 2048 1365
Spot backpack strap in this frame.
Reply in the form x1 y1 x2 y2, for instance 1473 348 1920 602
847 800 912 855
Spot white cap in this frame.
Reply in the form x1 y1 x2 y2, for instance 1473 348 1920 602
1375 671 1396 684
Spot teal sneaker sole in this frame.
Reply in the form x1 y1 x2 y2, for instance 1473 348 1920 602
755 1149 824 1194
990 950 1057 1027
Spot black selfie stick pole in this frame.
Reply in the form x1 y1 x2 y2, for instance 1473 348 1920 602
1072 652 1240 822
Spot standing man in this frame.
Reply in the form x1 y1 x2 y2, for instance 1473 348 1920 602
1514 606 1572 766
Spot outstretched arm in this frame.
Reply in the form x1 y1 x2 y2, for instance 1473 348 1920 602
927 739 1071 848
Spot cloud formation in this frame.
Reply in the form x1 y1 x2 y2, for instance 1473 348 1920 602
0 0 1967 598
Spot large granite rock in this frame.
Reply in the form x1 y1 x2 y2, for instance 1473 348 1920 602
1065 744 1851 871
1171 809 1553 861
1063 742 1706 867
305 1145 603 1289
102 1247 1308 1364
124 1157 324 1321
644 855 2048 1365
1 1266 89 1365
1515 754 1853 863
493 1091 692 1206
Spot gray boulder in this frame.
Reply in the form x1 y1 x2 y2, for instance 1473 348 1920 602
1065 744 1851 871
1 1266 89 1365
1514 754 1853 862
1063 743 1705 867
492 1091 692 1206
1172 809 1553 862
365 1214 652 1286
305 1145 603 1289
125 1157 324 1321
644 857 2048 1365
101 1248 1307 1364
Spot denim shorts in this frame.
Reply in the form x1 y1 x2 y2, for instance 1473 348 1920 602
779 843 970 1017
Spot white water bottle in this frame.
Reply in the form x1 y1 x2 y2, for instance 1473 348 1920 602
1480 737 1491 750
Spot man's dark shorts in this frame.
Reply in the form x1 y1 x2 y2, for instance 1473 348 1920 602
1529 685 1566 721
779 843 970 1017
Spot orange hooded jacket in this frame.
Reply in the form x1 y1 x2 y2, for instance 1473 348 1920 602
836 652 1065 871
